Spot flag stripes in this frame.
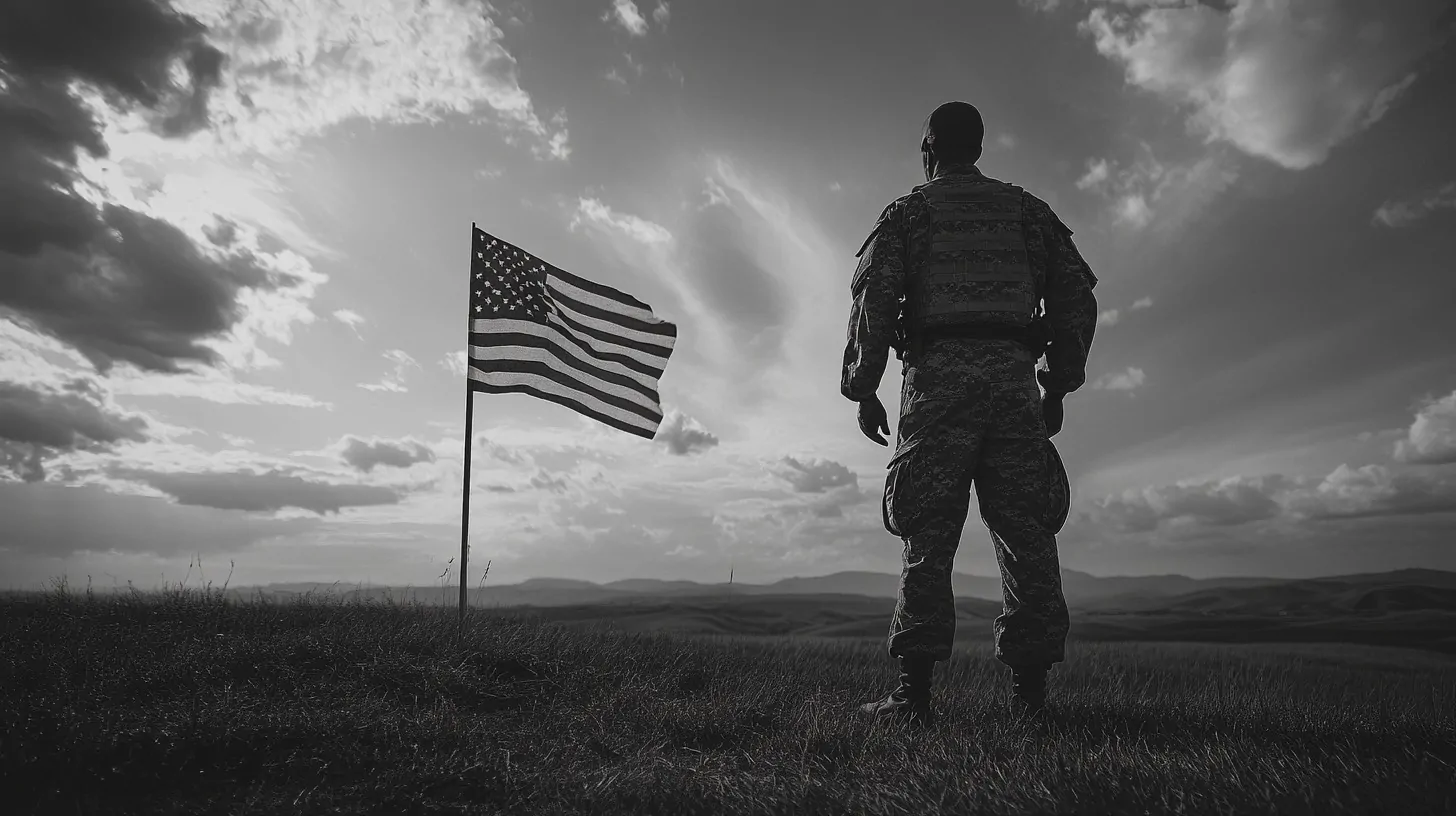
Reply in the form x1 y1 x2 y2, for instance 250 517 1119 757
466 227 676 440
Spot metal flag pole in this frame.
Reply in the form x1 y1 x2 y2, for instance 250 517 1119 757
458 222 476 624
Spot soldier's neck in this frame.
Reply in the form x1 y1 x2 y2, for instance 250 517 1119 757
932 162 982 179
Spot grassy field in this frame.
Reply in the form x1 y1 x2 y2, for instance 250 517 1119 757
3 584 1455 815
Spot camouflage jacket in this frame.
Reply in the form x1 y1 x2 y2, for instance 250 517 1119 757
841 164 1099 401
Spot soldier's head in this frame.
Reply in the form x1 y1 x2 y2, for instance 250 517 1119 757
921 101 984 181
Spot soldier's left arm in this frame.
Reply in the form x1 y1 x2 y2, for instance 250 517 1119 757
841 199 907 402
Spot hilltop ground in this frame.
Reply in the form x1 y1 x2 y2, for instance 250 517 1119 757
3 585 1454 815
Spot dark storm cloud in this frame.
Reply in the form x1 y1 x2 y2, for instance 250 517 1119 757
339 436 436 473
0 0 223 135
0 0 276 374
0 379 148 449
777 456 857 494
117 468 401 515
0 379 149 482
655 410 719 455
1 205 271 372
0 482 317 558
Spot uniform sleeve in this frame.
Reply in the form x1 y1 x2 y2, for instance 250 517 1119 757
840 199 907 402
1025 194 1098 396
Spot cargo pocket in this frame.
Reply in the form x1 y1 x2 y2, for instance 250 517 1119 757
882 440 923 538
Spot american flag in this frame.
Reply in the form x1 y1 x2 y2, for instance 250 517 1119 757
465 227 677 439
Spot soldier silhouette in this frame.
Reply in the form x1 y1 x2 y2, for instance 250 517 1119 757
844 101 1099 726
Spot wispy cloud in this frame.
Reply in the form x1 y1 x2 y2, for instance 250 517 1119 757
153 0 570 160
440 351 469 379
1077 148 1237 231
333 309 366 339
1373 181 1456 228
359 350 420 393
655 410 719 455
1091 366 1146 392
1097 296 1153 327
1078 0 1447 170
571 197 673 245
605 0 650 36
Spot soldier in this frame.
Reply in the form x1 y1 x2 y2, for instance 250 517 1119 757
845 101 1098 726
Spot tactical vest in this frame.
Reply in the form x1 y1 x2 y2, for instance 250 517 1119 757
906 177 1037 336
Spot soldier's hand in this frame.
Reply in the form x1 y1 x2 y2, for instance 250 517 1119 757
857 396 891 446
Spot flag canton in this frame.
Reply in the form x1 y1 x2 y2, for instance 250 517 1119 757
472 233 552 321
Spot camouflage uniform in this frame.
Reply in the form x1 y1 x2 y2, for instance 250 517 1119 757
842 163 1098 668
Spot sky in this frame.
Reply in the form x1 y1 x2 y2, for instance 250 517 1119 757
3 0 1456 592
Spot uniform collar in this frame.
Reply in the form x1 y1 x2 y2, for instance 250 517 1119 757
932 163 984 180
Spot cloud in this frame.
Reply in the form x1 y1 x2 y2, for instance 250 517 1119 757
1089 473 1290 534
655 410 719 455
359 349 420 393
441 350 469 378
571 198 673 245
153 0 569 160
0 1 348 379
605 0 650 36
117 467 401 515
529 469 571 493
0 482 318 558
1077 148 1237 231
0 380 148 452
653 2 671 30
1091 366 1146 391
1395 391 1456 465
700 177 731 209
339 436 437 473
996 133 1018 150
1079 0 1451 170
0 360 150 482
1097 296 1154 328
1085 463 1456 537
107 368 329 407
1077 158 1111 190
1291 464 1456 521
333 309 365 338
1373 181 1456 228
777 456 857 494
0 0 223 140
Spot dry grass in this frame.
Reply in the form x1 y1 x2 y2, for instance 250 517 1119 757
2 580 1454 815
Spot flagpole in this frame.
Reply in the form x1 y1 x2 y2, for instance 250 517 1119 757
459 223 475 624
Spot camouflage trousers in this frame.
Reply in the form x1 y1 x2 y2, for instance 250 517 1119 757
881 348 1069 667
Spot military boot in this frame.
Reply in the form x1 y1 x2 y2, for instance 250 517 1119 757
859 656 935 727
1007 664 1049 718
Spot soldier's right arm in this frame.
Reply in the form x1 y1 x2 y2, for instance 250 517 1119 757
1025 194 1098 395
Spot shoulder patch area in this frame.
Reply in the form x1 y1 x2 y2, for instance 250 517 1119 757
1023 191 1075 237
854 197 906 258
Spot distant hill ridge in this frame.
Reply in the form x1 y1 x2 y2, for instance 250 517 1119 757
231 567 1456 611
